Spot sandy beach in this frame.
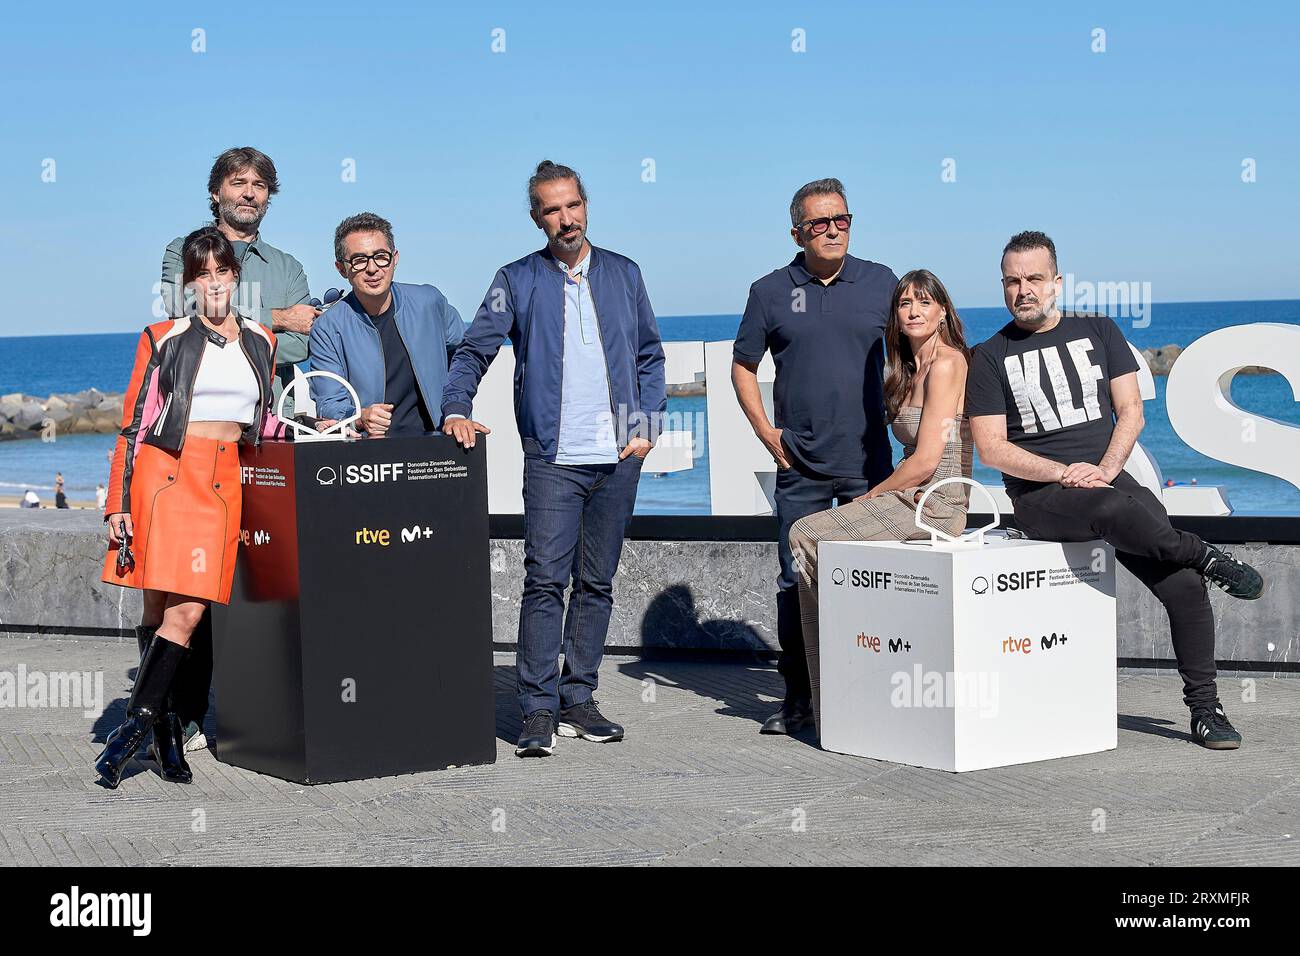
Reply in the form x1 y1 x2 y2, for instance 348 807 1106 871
0 494 99 510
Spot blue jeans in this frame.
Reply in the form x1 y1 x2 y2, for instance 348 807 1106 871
517 454 643 716
773 459 877 701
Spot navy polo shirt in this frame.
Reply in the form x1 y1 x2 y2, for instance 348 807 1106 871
733 253 897 479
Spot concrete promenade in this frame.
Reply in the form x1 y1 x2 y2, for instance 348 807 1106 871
1 636 1297 866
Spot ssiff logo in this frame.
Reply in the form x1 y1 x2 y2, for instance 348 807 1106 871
996 570 1046 592
850 569 891 589
828 568 893 588
345 462 404 484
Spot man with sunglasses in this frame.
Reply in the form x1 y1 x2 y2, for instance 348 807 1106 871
732 178 898 736
308 212 464 436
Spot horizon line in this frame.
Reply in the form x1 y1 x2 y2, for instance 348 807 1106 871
4 295 1299 340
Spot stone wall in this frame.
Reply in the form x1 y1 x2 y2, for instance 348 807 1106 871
2 509 1295 670
0 391 123 441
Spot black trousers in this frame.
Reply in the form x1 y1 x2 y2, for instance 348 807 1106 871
1010 471 1217 709
773 460 875 702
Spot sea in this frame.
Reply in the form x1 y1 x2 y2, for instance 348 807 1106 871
3 299 1299 515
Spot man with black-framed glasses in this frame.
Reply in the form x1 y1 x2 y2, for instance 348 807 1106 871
732 177 899 735
308 212 463 436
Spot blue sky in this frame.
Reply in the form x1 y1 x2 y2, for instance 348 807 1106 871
1 0 1297 336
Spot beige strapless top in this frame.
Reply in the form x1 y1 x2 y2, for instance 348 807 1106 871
890 405 974 507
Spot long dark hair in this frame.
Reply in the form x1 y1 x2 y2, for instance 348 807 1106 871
882 269 970 422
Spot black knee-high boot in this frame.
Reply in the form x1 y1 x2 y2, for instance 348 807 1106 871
150 692 193 784
137 625 193 782
95 634 186 788
131 624 161 764
135 624 156 657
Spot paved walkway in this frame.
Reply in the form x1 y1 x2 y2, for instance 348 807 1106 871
1 637 1296 866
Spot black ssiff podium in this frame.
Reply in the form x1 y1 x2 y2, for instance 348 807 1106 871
211 432 496 784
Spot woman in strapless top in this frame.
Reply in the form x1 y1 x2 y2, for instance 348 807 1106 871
789 269 974 732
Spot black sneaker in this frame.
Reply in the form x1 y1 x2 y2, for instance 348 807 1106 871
1197 544 1264 600
515 710 556 757
557 699 624 742
760 698 813 735
1190 704 1243 750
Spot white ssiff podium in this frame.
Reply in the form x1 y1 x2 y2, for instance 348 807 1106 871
818 479 1118 772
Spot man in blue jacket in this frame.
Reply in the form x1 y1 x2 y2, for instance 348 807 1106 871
310 212 463 435
443 160 666 758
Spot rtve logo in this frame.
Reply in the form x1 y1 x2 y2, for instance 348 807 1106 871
354 524 434 546
1001 632 1068 655
996 569 1047 592
855 634 911 652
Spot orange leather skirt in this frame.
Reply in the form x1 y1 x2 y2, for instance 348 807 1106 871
102 435 242 604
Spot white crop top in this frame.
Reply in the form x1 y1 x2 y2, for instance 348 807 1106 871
190 338 261 424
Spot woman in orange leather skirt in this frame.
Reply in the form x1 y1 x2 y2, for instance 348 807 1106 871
97 225 284 788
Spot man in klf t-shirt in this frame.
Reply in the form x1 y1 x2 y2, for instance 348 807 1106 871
966 231 1263 752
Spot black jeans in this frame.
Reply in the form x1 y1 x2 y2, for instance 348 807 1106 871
773 459 875 702
1010 470 1217 709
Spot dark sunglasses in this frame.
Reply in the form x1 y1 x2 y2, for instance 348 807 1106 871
799 213 853 236
115 531 135 574
309 288 345 309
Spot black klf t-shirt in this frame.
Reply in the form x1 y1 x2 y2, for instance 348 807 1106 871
965 313 1140 497
371 301 435 435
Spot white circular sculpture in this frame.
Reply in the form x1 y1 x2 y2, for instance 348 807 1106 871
276 370 361 442
914 477 1002 549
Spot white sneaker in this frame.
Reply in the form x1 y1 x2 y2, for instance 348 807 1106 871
182 722 208 754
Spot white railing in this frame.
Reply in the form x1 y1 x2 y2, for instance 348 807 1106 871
456 324 1300 517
